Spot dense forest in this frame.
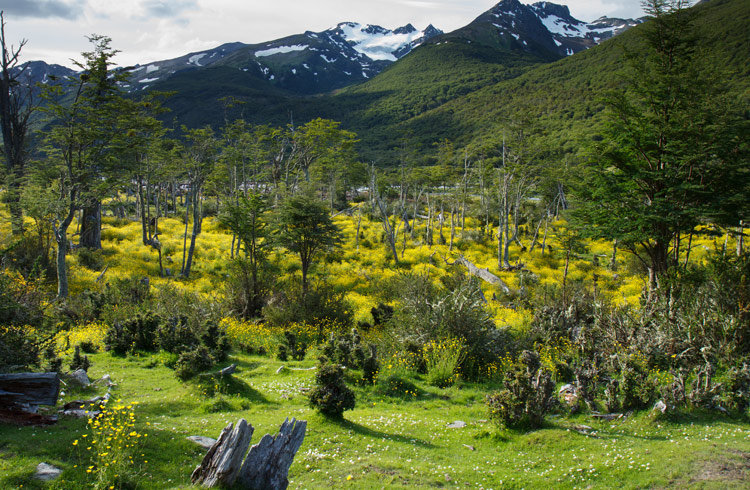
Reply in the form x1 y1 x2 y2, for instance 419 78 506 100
1 1 749 488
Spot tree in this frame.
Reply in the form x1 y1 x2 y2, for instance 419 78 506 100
576 0 749 288
221 193 270 317
180 126 218 278
38 35 125 298
275 193 340 295
0 11 36 235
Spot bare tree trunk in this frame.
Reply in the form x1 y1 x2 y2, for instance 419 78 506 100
738 220 745 257
79 201 102 249
610 238 618 271
528 217 544 254
355 210 362 251
182 188 202 278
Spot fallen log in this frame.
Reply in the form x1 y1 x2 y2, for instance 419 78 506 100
444 254 511 295
0 373 60 407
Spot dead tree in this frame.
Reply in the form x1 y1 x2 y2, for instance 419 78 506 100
192 418 306 490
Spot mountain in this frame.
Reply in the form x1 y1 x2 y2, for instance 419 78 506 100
435 0 642 59
125 22 442 95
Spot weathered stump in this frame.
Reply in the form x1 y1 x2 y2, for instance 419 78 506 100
191 419 254 487
191 418 306 489
238 418 307 490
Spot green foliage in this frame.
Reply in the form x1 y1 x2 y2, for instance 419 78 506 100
174 345 215 381
263 281 353 329
274 193 341 292
105 312 160 355
388 273 509 378
574 0 750 278
309 358 356 418
487 351 557 429
69 344 91 372
278 330 308 361
155 316 198 354
0 326 39 372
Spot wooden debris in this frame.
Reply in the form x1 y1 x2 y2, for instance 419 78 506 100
191 418 306 490
191 419 254 487
444 254 511 294
238 418 307 490
0 373 60 407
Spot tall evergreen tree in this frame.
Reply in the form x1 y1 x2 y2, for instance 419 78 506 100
575 0 749 287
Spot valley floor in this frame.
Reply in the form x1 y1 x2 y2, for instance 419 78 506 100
1 350 749 489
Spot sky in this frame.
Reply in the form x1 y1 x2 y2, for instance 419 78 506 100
0 0 646 69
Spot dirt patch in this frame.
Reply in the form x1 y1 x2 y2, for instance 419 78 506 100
690 450 750 484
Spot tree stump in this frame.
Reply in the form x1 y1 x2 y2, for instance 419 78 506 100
238 418 307 490
191 419 254 487
191 418 306 489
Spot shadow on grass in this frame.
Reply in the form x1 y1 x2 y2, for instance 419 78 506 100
193 375 275 405
327 417 436 448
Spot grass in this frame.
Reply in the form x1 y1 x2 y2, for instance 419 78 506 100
1 348 749 489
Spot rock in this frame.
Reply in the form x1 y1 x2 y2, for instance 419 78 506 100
94 374 115 387
34 462 62 481
68 369 90 387
447 421 466 428
219 364 237 376
187 436 218 449
559 383 578 406
62 409 100 419
653 400 668 414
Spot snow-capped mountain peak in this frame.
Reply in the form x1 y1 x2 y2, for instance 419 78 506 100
333 22 442 62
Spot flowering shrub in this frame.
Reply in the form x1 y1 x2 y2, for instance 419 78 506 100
80 400 146 489
423 337 465 387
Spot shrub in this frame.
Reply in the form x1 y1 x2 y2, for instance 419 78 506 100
175 346 215 380
69 345 91 372
487 351 556 429
616 353 656 411
105 312 160 355
309 358 355 418
156 316 198 354
200 321 231 363
263 281 353 333
75 247 105 271
720 361 750 413
387 273 508 379
423 337 465 388
222 258 275 320
0 325 40 371
361 344 379 385
278 330 308 361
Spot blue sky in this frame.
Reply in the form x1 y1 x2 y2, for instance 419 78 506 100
0 0 646 68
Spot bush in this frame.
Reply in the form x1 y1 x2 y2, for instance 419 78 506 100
69 345 91 372
487 351 556 429
386 273 509 379
309 359 355 418
105 312 160 355
75 248 105 271
0 326 40 372
361 344 379 385
156 316 198 354
175 346 215 380
200 321 230 363
278 330 308 361
222 258 275 320
263 281 353 332
423 338 465 388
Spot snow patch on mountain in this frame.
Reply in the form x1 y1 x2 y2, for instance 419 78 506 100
255 44 309 57
338 22 426 61
189 53 207 66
